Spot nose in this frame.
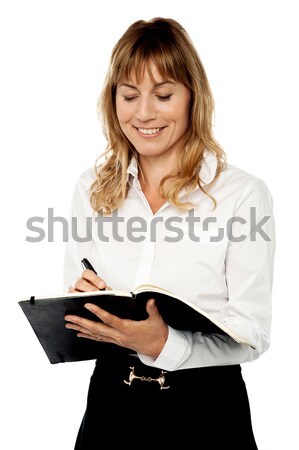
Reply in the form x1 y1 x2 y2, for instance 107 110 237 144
135 97 157 122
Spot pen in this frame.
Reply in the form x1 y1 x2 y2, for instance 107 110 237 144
81 258 106 291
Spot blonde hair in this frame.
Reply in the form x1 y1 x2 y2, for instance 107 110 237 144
90 17 227 214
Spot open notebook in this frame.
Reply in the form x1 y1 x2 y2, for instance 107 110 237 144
18 283 255 364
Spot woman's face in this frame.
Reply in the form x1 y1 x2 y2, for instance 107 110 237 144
115 63 191 160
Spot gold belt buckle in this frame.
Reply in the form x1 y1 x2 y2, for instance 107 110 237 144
124 366 170 390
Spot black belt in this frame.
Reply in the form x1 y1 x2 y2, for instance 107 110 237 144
123 362 170 390
94 351 241 391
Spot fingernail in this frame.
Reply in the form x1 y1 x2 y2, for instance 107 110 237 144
85 304 92 310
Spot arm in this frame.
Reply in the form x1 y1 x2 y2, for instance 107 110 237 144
139 178 276 370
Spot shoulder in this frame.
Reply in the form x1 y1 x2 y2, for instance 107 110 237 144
77 166 97 186
74 167 97 194
75 153 107 192
68 167 97 215
222 161 261 184
219 162 274 210
222 161 272 192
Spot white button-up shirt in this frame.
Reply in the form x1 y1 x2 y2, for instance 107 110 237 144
63 149 276 371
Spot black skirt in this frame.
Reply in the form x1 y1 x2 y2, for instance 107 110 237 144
74 352 258 450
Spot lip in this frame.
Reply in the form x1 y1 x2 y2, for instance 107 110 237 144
134 126 166 138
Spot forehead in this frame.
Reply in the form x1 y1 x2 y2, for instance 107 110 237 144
117 60 175 86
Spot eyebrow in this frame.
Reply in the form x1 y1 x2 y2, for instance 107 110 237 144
118 81 175 89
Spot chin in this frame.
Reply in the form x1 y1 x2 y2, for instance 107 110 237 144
135 147 166 157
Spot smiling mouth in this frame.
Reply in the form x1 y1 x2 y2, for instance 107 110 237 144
135 127 165 136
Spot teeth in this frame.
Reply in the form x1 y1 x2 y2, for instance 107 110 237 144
138 127 162 135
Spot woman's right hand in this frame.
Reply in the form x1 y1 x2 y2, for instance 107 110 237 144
68 269 112 293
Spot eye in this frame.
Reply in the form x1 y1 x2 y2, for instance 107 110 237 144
157 95 172 102
123 96 138 102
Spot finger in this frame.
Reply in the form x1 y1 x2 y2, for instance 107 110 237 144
65 322 95 338
69 281 111 294
65 317 119 344
66 324 110 342
64 314 101 334
146 298 159 317
82 270 107 290
84 303 124 329
77 332 118 345
65 320 111 339
65 314 116 339
74 277 100 292
77 332 101 341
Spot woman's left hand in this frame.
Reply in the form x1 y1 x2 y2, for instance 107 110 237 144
64 299 168 359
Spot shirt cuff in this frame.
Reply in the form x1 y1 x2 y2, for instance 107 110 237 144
138 326 193 371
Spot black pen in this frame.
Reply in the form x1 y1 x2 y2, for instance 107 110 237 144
81 258 106 291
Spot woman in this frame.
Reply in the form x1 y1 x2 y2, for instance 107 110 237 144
64 17 275 449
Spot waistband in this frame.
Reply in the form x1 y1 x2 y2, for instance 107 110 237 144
93 352 242 390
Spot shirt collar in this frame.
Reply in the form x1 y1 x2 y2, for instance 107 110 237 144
199 148 218 185
126 148 217 186
126 155 139 179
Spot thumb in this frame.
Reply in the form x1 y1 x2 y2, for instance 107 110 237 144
146 298 159 317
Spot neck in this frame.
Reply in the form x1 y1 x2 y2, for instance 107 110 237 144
138 152 180 192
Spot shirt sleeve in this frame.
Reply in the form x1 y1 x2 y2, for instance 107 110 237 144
63 170 96 293
138 178 276 371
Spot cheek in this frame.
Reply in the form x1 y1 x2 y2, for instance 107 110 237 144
116 99 132 125
176 90 191 129
170 106 190 132
115 101 124 124
163 94 190 129
178 99 191 131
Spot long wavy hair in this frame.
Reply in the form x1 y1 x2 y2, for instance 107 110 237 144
90 17 227 214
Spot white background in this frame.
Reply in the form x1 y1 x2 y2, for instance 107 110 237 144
1 1 298 449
